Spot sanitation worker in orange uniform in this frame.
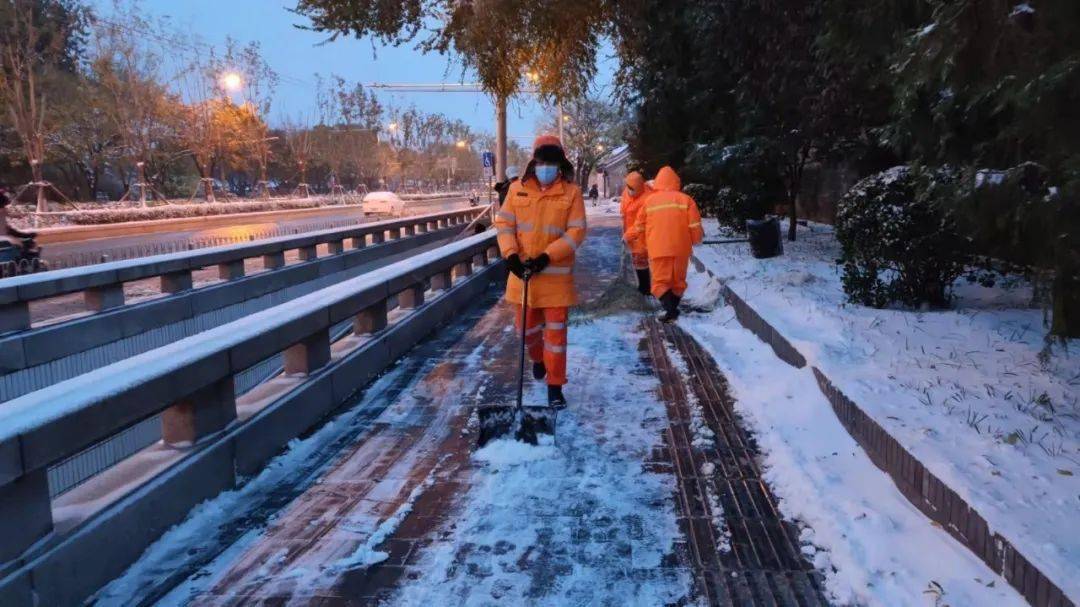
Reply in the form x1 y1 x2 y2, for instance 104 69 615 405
631 166 703 322
494 135 587 407
620 171 652 295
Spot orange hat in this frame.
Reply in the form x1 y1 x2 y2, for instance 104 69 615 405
625 171 645 190
533 134 563 151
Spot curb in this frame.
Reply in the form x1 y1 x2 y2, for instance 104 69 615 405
690 254 1075 607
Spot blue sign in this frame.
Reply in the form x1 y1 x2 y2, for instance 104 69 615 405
482 151 494 168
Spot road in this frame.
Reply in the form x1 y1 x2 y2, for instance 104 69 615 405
40 197 474 270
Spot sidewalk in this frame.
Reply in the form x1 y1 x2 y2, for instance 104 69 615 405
94 214 1027 606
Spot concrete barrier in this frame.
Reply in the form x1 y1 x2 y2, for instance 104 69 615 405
0 232 503 606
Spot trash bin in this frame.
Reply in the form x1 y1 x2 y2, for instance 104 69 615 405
746 217 783 258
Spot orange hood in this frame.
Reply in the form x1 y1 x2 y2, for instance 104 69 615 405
653 166 682 192
625 171 645 193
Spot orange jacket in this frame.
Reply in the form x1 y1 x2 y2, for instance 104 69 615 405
620 172 652 257
495 177 587 308
632 166 703 259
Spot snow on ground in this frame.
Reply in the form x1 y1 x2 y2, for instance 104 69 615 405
679 303 1028 606
690 219 1079 601
388 316 694 606
588 196 623 219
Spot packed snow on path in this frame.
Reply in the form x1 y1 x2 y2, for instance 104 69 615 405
692 219 1079 602
679 299 1028 606
389 315 694 606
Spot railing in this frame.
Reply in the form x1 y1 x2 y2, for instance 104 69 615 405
0 209 483 376
0 231 503 606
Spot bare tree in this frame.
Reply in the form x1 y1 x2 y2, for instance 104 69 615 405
542 95 627 190
282 114 314 197
0 0 85 211
89 0 184 205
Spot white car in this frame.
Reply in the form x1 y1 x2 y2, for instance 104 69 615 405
361 191 405 215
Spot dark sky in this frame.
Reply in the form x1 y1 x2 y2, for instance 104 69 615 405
92 0 616 143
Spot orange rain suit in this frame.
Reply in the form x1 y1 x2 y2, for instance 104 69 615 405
620 172 652 270
494 177 587 386
631 166 704 298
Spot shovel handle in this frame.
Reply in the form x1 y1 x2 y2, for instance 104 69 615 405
516 271 531 413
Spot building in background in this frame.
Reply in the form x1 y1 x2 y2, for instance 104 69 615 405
592 144 631 198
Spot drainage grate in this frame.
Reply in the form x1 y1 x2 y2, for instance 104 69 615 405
642 319 831 607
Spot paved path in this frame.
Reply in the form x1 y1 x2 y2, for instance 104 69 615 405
96 218 828 607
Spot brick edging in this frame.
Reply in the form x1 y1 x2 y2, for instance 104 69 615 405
692 254 1074 607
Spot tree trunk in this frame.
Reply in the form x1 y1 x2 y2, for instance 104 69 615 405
1051 257 1080 338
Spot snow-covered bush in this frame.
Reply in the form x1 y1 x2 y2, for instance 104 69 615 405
836 165 968 309
682 182 717 212
683 138 781 231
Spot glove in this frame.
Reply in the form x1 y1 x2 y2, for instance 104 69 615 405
506 253 526 279
526 253 550 274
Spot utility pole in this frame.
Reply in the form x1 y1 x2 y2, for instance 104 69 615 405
496 95 508 182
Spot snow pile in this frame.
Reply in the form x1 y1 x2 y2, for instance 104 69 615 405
27 196 357 228
682 261 723 311
692 218 1079 602
681 308 1027 606
472 437 557 465
390 316 693 605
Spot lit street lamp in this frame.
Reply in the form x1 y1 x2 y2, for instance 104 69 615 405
456 140 468 149
219 71 243 93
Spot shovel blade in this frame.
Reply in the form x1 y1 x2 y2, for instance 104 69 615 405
517 406 557 444
476 404 557 447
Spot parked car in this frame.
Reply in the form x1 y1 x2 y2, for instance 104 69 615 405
361 191 405 215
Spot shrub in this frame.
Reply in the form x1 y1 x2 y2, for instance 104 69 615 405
684 138 781 231
682 182 718 213
836 165 969 309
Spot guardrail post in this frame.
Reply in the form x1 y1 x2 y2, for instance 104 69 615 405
370 231 384 245
386 228 400 241
415 222 427 234
218 260 245 281
398 283 425 309
161 270 193 294
349 235 366 249
453 260 473 279
262 251 285 270
427 220 437 232
328 240 344 255
0 469 53 563
486 245 500 264
431 269 454 291
437 218 446 229
298 245 318 262
0 302 30 334
162 377 237 448
353 299 388 335
84 284 125 311
403 225 415 237
284 329 331 375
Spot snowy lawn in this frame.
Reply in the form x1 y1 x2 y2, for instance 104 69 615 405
390 315 694 606
690 219 1079 601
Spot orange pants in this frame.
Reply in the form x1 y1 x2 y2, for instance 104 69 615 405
649 256 689 298
515 305 568 386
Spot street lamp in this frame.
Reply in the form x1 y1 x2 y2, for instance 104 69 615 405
219 71 243 93
456 140 467 149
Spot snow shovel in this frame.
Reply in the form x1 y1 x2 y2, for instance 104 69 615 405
477 270 557 447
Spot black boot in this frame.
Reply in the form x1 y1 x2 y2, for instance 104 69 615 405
533 361 547 380
547 385 567 409
660 291 680 323
635 269 651 295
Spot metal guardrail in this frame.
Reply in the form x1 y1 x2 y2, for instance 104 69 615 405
0 207 482 337
0 231 502 605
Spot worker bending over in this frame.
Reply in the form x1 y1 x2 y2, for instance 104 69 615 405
631 166 703 322
494 135 587 407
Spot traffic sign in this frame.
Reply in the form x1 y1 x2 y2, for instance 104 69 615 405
482 151 494 168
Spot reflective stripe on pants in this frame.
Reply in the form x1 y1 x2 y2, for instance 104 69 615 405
515 305 569 386
649 256 690 298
